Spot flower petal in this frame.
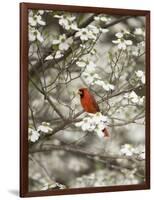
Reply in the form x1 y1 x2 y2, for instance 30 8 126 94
59 42 69 51
45 55 53 60
115 32 123 38
52 39 60 45
125 40 133 45
76 61 86 67
112 39 120 44
36 31 44 42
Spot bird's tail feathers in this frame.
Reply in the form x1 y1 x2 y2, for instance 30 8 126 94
102 128 110 137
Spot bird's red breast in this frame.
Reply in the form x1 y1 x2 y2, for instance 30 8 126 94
78 88 110 137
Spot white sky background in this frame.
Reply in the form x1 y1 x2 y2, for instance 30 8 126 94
0 0 153 199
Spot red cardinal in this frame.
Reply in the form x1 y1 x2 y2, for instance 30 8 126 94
78 88 110 137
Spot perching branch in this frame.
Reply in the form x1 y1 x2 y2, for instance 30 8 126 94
29 77 144 148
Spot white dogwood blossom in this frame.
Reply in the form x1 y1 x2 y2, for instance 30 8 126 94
75 113 108 138
76 61 87 68
41 182 66 191
112 31 133 50
52 34 73 51
99 28 109 33
82 61 99 85
28 122 53 143
28 11 45 43
133 145 145 160
80 44 86 49
75 28 91 41
54 14 78 30
134 28 145 36
94 15 111 23
85 61 96 73
37 10 44 15
124 91 144 105
29 14 46 26
138 152 145 160
135 70 145 84
29 27 44 42
45 50 63 61
120 144 145 160
28 128 40 143
45 54 53 61
87 25 100 40
77 60 114 91
115 32 123 38
95 80 114 91
75 25 108 42
138 41 145 47
132 41 145 57
132 46 139 57
37 122 53 133
120 144 135 156
55 50 63 59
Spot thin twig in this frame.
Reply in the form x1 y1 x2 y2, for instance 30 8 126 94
29 154 54 183
29 77 65 120
30 16 132 76
29 104 37 130
29 144 144 177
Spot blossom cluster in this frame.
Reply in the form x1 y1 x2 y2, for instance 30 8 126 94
28 128 40 143
135 70 145 84
31 172 66 191
124 91 144 106
75 112 108 138
112 31 133 50
28 122 53 143
41 182 66 191
29 26 44 42
134 28 145 37
132 41 145 57
43 13 110 62
75 25 108 41
112 28 145 55
45 34 73 60
29 11 46 26
94 15 111 23
76 60 114 91
54 13 110 39
120 144 145 160
29 10 46 42
71 168 139 188
54 14 78 31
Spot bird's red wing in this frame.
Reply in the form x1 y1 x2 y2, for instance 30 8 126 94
89 93 100 113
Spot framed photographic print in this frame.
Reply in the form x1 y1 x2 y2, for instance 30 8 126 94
20 2 150 197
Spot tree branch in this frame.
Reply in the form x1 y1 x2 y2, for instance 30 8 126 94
29 83 144 150
29 154 54 183
29 144 144 177
29 77 65 120
30 16 132 77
